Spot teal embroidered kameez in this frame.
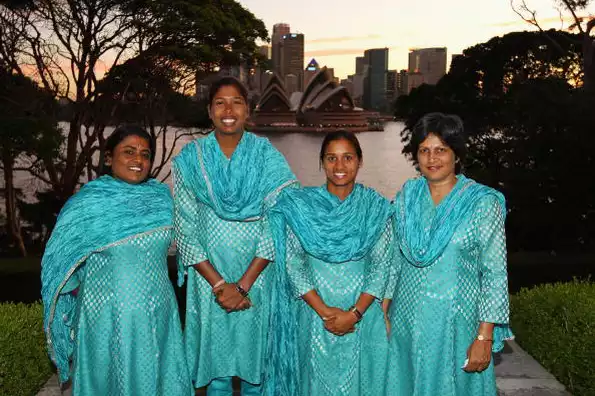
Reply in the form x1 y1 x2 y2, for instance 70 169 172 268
41 176 191 396
387 176 513 396
173 132 297 391
267 184 393 396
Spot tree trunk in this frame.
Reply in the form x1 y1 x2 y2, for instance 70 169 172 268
2 152 27 257
583 20 595 92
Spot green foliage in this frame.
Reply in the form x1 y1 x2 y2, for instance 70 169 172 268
395 30 595 251
511 280 595 396
0 302 53 396
124 0 268 69
0 69 62 159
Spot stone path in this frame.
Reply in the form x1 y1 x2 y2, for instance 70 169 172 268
37 340 570 396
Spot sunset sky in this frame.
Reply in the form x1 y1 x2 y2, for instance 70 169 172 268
239 0 595 78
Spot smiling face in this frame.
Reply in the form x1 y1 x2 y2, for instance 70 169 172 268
105 135 151 184
416 133 457 184
208 84 248 135
322 138 361 193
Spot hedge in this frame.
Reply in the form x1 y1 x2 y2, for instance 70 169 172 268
510 280 595 396
0 302 53 396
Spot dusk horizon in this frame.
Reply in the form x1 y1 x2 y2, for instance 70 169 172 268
240 0 595 78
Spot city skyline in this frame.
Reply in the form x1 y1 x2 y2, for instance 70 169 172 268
239 0 595 78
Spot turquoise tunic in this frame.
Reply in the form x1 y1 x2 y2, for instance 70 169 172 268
388 186 512 396
268 185 394 396
172 133 297 388
41 176 191 396
175 168 276 386
286 224 393 396
71 229 191 395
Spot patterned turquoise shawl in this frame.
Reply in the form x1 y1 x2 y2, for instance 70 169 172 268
41 176 173 382
263 184 392 396
394 175 506 268
172 131 297 221
273 184 392 263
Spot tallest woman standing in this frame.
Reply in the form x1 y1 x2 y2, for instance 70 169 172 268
173 76 297 396
387 112 513 396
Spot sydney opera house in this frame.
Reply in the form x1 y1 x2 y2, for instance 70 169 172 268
249 67 383 133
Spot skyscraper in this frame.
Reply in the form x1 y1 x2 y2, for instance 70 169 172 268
407 47 447 92
355 56 366 75
271 23 290 76
259 45 271 60
304 58 320 88
281 33 305 92
386 69 398 106
363 48 389 111
396 69 408 97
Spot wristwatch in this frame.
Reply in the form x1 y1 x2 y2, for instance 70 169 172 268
349 306 363 322
477 334 493 342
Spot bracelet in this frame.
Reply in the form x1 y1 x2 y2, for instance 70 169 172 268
348 306 363 322
213 279 225 289
476 335 493 342
235 283 249 298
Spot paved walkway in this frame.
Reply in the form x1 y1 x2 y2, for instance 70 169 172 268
37 341 570 396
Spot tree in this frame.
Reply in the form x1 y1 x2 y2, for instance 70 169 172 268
0 68 61 256
0 0 268 222
0 0 140 204
94 55 211 179
511 0 595 90
395 30 595 251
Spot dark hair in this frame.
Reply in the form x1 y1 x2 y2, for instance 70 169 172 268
408 112 467 173
101 124 156 176
319 129 363 164
208 76 249 107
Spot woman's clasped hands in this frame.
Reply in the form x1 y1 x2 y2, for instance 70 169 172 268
213 282 252 313
321 307 359 336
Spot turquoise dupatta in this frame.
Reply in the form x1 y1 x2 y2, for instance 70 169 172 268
172 131 297 222
394 175 506 268
263 184 392 396
273 184 392 262
41 176 173 382
394 175 513 351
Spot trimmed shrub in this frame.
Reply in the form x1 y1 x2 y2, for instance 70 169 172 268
510 280 595 396
0 302 53 396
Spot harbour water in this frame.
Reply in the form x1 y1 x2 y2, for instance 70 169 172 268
7 121 418 200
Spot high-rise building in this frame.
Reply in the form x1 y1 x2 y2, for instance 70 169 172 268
272 23 290 76
218 64 248 83
386 69 398 106
351 73 365 107
355 56 366 75
281 33 305 92
259 45 271 60
407 47 447 91
363 48 389 111
250 45 272 93
284 73 299 96
304 58 320 87
340 78 354 97
396 69 408 97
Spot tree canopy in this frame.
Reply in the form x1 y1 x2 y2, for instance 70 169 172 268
396 30 595 251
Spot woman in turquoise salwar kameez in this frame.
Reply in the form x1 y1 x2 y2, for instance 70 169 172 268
267 131 394 396
386 113 513 396
41 125 192 395
173 76 297 396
